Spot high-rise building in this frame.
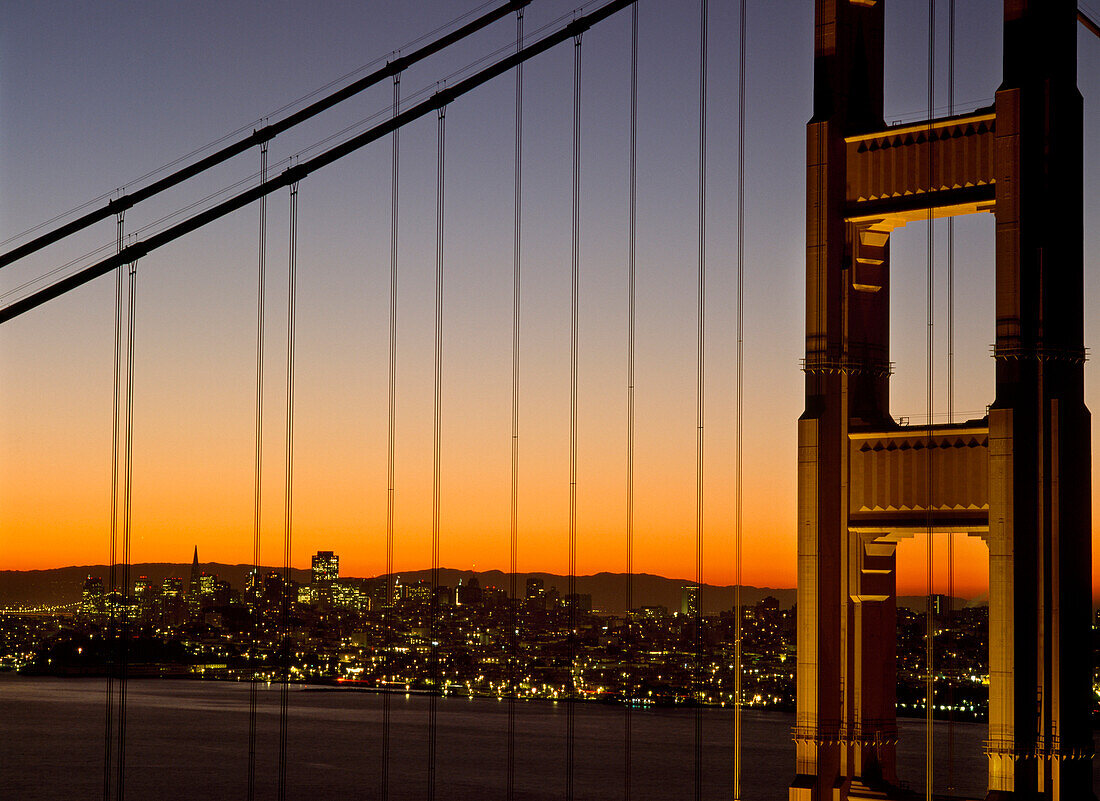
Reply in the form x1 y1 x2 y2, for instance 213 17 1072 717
544 586 560 609
525 576 547 610
104 591 126 621
332 581 368 611
245 569 260 605
198 574 216 595
406 581 432 605
188 546 201 602
133 576 154 621
680 585 700 617
931 593 948 618
258 571 298 613
433 585 453 606
195 573 217 611
312 551 339 584
455 575 482 606
160 577 186 625
80 576 105 618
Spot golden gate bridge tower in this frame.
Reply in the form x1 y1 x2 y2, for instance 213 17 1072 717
792 1 1093 799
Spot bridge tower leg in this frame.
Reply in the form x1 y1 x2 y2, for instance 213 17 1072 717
987 2 1094 799
792 2 896 799
792 2 1094 800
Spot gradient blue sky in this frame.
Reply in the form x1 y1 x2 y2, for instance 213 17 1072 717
1 1 1099 598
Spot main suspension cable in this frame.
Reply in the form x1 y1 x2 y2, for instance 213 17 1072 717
0 9 581 315
381 69 401 801
0 4 613 318
277 181 300 801
507 8 524 801
0 0 640 328
733 1 746 798
566 31 583 801
247 138 268 801
0 3 606 313
694 1 708 798
427 103 447 801
0 0 531 270
624 3 638 801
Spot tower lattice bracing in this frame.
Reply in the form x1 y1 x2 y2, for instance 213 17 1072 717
791 2 1093 799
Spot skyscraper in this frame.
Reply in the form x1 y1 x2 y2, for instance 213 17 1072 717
680 585 700 617
525 577 546 610
80 576 105 619
188 546 200 599
311 551 339 584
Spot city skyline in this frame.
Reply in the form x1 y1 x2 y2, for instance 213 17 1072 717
13 544 991 728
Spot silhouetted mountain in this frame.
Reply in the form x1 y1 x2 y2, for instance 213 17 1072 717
379 569 796 614
0 563 978 614
1 564 792 613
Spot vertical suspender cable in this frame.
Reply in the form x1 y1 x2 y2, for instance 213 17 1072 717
566 31 582 801
733 1 746 798
382 70 401 801
277 180 300 801
247 138 268 801
103 210 124 801
694 2 708 799
115 250 138 801
624 3 638 801
945 0 956 792
924 2 936 798
428 104 447 801
507 9 524 801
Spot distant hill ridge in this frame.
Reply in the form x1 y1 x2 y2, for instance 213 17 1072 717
0 563 974 614
1 563 793 613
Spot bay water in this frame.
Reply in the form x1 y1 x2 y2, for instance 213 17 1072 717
0 674 1072 799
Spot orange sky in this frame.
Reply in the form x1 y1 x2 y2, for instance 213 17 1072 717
0 206 1087 604
0 292 1018 602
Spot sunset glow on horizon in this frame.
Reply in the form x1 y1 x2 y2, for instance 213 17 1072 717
2 0 1098 604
